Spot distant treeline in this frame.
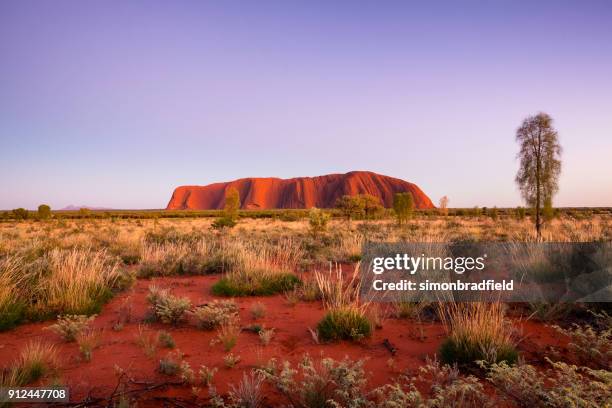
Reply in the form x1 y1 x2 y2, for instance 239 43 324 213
1 206 610 221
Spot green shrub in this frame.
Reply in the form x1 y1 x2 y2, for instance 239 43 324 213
211 216 237 229
317 307 372 342
212 273 300 297
439 336 518 368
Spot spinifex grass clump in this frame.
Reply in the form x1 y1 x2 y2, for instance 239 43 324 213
315 263 372 342
0 256 26 330
0 341 58 387
211 240 302 297
317 307 372 342
212 272 300 296
138 236 240 277
438 302 518 367
216 319 241 352
34 248 120 317
77 330 101 362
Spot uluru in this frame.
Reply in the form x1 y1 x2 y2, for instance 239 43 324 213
166 171 434 210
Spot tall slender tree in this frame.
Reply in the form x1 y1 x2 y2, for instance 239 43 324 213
393 192 414 225
515 113 562 240
223 187 241 221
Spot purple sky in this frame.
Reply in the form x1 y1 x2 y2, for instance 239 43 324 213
1 1 611 209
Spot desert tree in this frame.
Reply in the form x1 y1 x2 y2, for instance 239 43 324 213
11 208 29 220
213 187 241 229
360 194 383 219
335 195 365 223
308 207 330 238
393 192 414 225
515 112 562 240
438 196 449 216
223 187 241 221
37 204 51 219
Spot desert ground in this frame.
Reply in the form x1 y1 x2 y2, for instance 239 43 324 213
1 214 611 407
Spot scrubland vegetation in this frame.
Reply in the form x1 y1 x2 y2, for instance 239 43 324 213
0 212 610 406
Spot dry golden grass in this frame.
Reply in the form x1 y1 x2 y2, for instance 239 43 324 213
35 248 120 315
0 213 609 329
0 256 25 323
1 340 59 386
315 263 363 311
438 302 518 365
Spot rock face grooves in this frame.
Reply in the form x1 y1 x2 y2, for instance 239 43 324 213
166 171 435 210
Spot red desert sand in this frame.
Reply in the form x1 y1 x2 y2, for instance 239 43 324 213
0 272 569 406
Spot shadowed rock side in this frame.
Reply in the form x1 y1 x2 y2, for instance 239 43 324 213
166 171 435 210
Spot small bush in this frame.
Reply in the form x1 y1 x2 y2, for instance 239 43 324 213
224 353 241 368
553 322 611 369
211 217 237 230
317 307 372 342
258 354 369 408
191 300 238 330
48 314 96 342
146 286 191 325
180 361 195 384
486 359 611 407
217 319 241 352
158 330 176 349
159 350 184 376
373 357 491 408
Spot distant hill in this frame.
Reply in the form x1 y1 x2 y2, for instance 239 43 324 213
167 171 435 210
59 205 112 211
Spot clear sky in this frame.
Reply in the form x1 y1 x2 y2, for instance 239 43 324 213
1 1 611 210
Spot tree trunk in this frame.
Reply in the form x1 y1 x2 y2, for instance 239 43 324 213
535 131 542 241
